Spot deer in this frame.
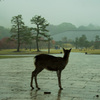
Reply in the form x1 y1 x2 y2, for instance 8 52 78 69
30 48 71 90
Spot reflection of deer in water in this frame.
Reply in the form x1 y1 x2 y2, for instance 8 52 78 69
30 48 71 90
57 89 62 100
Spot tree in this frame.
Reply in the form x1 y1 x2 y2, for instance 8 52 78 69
78 35 87 48
0 37 17 49
47 35 53 53
22 26 34 51
74 35 92 49
11 15 25 52
85 40 90 49
30 15 49 51
74 37 79 49
94 35 100 49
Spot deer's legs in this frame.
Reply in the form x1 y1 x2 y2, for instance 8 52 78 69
35 75 40 89
30 70 35 89
57 70 63 90
30 68 43 90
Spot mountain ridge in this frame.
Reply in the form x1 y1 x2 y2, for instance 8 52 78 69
47 22 100 35
0 22 100 41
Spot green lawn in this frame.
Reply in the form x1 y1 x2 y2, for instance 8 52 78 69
0 49 100 59
0 49 63 55
72 49 100 54
0 55 33 59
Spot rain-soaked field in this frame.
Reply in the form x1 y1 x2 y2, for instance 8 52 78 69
0 53 100 100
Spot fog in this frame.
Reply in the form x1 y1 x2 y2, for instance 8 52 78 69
0 0 100 28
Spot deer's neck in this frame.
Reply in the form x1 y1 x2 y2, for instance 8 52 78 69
63 54 69 62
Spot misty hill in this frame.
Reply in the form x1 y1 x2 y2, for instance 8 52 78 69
47 22 100 35
52 30 100 41
78 24 100 30
47 23 100 41
0 26 10 39
0 22 100 41
47 22 77 34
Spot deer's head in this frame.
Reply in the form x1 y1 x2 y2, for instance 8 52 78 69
63 48 72 58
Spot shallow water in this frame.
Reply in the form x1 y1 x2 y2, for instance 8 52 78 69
0 53 100 100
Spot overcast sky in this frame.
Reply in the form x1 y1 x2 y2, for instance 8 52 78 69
0 0 100 28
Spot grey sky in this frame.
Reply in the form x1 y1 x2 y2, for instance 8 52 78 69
0 0 100 28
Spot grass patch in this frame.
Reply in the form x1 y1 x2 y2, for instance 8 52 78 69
72 49 100 54
0 49 63 55
0 55 33 59
0 49 100 59
85 49 100 54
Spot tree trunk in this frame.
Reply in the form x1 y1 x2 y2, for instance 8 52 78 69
48 39 50 54
36 34 39 52
17 33 20 52
17 22 20 52
30 44 31 51
17 43 20 52
36 25 40 52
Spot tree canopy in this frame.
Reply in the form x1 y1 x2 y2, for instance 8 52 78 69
31 15 49 51
11 15 25 52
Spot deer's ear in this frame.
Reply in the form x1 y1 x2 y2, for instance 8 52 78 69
63 48 65 52
69 48 72 51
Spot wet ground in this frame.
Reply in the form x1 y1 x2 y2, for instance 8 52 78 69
0 53 100 100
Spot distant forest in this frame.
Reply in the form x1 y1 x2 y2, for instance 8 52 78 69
0 22 100 40
0 22 100 49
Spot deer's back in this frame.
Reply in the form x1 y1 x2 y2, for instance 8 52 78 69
34 54 67 71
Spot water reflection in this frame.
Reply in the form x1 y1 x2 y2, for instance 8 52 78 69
30 89 62 100
30 89 39 100
0 53 100 100
56 89 62 100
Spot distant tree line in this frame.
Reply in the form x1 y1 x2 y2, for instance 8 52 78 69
0 15 100 50
55 35 100 49
0 37 17 49
0 37 55 50
0 34 100 50
74 35 100 49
